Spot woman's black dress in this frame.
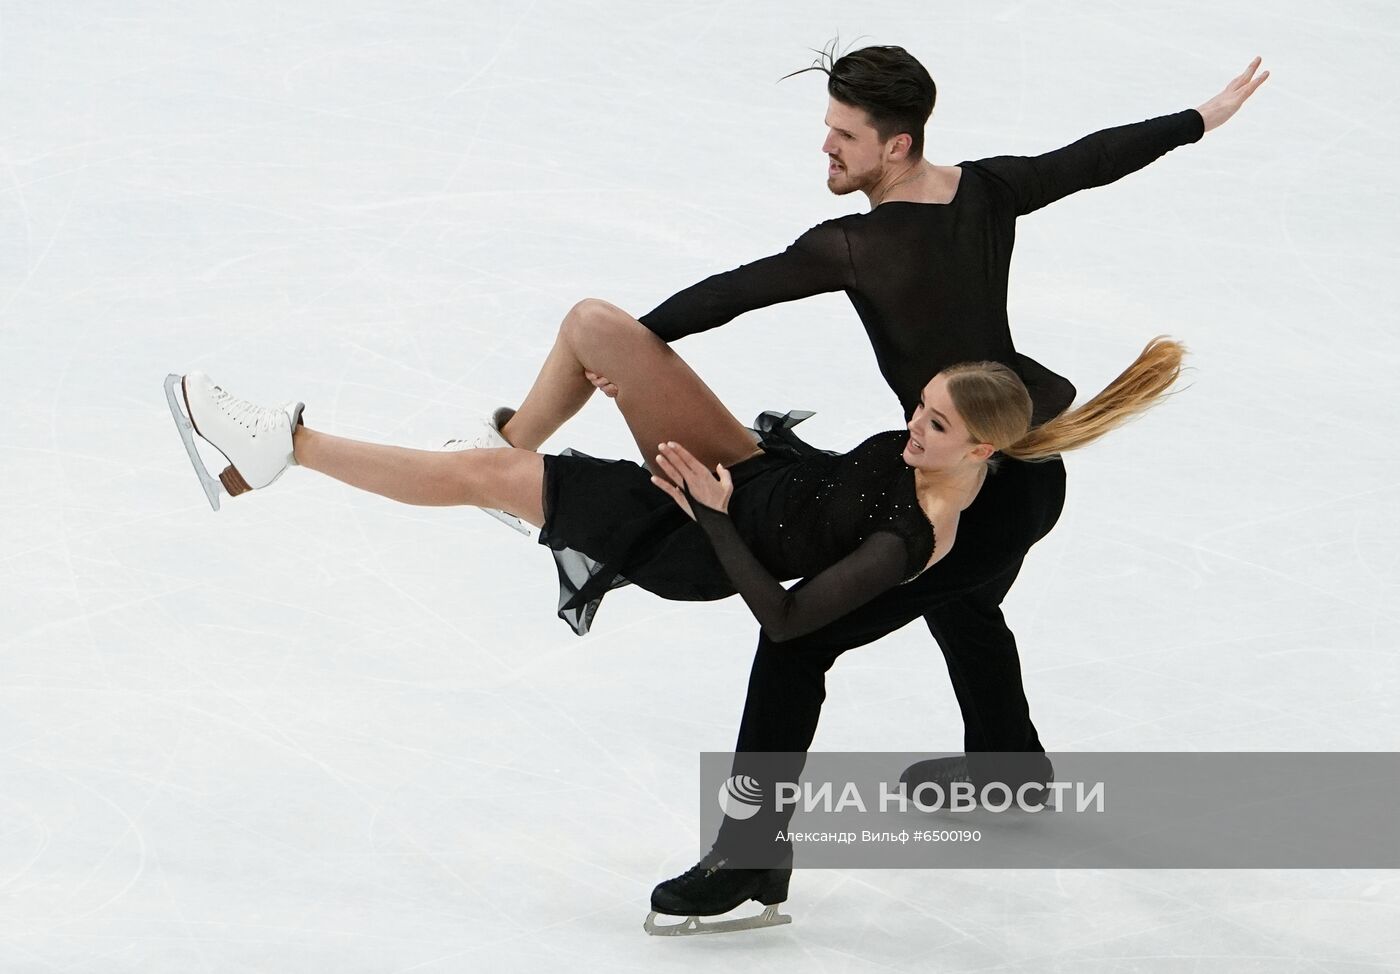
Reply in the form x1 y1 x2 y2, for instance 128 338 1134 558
537 413 936 638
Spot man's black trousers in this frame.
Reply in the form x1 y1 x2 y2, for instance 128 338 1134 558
719 456 1068 855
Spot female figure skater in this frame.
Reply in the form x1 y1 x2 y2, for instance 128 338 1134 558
166 302 1183 639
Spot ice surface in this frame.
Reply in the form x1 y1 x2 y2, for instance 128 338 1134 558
2 1 1397 970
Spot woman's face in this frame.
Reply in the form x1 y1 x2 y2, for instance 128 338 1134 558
902 374 992 472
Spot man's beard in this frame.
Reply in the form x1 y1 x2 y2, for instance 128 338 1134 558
826 162 877 197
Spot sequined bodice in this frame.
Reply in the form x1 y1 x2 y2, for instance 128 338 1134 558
728 430 935 583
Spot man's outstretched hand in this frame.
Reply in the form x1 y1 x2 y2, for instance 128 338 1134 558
1197 57 1269 133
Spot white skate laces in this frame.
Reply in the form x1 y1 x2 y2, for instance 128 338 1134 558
164 371 304 510
442 406 515 452
209 384 299 440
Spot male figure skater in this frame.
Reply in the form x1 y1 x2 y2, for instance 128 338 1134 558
497 44 1267 933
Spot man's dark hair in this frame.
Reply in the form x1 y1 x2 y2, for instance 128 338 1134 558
785 40 937 157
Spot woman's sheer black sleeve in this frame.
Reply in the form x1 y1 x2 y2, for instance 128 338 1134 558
970 109 1205 216
690 500 912 643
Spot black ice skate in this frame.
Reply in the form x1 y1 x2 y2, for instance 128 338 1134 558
900 753 1052 807
899 753 971 794
644 853 792 936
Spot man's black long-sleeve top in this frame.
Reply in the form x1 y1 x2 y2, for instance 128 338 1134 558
640 109 1205 425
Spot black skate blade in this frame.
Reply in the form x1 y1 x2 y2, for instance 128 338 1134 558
643 904 792 936
164 373 223 511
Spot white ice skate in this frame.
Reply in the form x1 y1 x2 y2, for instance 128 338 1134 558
441 406 532 537
164 371 304 511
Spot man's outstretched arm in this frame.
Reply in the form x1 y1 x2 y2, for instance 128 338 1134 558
582 221 856 395
638 219 857 342
973 58 1269 216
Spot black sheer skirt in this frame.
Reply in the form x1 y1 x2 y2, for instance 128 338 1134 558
537 411 831 635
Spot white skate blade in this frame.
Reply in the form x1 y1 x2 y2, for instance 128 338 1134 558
484 506 532 536
643 904 792 937
440 437 533 538
164 373 222 511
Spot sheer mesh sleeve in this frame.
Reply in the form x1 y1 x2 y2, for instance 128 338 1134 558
970 109 1204 216
690 499 914 643
640 220 857 342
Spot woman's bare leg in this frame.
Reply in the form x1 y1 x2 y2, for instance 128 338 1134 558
292 426 546 527
504 299 759 474
498 323 599 450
